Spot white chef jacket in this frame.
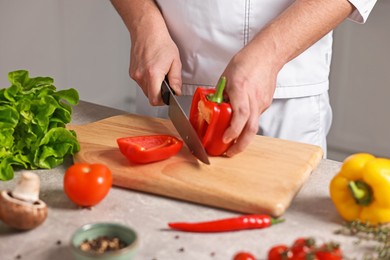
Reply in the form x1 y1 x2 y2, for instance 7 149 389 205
154 0 377 98
136 0 377 155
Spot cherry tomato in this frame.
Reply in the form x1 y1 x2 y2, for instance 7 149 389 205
64 163 112 206
291 237 316 255
291 251 318 260
315 243 342 260
315 251 342 260
267 245 291 260
233 251 256 260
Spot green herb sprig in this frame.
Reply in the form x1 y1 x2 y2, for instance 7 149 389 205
335 220 390 260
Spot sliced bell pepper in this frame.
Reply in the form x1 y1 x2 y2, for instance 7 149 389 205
189 76 233 156
329 153 390 225
117 135 183 164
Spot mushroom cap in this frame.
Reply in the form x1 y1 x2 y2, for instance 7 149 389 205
0 190 48 230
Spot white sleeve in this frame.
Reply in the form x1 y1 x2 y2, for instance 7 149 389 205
347 0 378 23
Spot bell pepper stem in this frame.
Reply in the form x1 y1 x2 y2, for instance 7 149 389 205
208 76 226 104
348 180 372 206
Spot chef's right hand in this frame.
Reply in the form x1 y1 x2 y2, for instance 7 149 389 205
129 28 182 105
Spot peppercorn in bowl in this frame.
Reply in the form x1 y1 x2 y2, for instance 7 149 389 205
70 222 138 260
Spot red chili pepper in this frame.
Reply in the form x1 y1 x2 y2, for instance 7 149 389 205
117 135 183 164
168 214 284 233
189 76 233 156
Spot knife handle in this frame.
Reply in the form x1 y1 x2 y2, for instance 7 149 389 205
161 77 176 106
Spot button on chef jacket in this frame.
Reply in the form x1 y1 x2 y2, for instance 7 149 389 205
154 0 377 98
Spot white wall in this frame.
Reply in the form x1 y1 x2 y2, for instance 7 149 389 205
328 0 390 161
0 0 137 112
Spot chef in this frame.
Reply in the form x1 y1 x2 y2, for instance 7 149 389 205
110 0 377 158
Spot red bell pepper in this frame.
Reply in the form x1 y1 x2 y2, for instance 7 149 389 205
189 76 233 156
168 214 284 233
117 135 183 164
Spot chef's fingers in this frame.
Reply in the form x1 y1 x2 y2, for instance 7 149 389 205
225 94 259 157
129 64 162 105
222 85 250 145
147 72 166 106
167 58 182 96
146 57 182 105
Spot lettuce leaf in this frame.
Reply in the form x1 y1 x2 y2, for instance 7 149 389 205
0 70 80 180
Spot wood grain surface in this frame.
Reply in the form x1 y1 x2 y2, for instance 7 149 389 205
68 113 323 217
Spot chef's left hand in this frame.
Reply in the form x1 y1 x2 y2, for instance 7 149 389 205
221 39 283 157
220 0 355 157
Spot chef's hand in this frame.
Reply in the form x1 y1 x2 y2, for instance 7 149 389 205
219 0 355 157
129 29 182 105
221 40 282 157
110 0 182 105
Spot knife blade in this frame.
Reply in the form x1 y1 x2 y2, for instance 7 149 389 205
161 79 210 165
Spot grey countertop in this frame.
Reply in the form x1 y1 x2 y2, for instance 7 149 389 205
0 101 371 260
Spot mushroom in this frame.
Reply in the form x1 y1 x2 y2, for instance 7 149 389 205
0 171 48 230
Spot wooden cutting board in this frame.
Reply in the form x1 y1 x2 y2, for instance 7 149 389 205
68 113 323 217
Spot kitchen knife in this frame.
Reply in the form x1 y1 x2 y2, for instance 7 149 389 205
161 79 210 165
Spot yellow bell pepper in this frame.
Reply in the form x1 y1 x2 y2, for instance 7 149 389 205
329 153 390 225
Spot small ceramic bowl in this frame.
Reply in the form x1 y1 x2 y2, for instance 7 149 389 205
70 222 138 260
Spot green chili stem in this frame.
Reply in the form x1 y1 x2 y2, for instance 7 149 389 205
348 180 373 206
208 76 226 104
271 218 285 225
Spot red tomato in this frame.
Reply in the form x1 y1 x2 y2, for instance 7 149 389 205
267 245 291 260
233 251 256 260
64 163 112 206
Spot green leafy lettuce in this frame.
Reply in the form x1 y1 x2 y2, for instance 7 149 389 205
0 70 80 181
